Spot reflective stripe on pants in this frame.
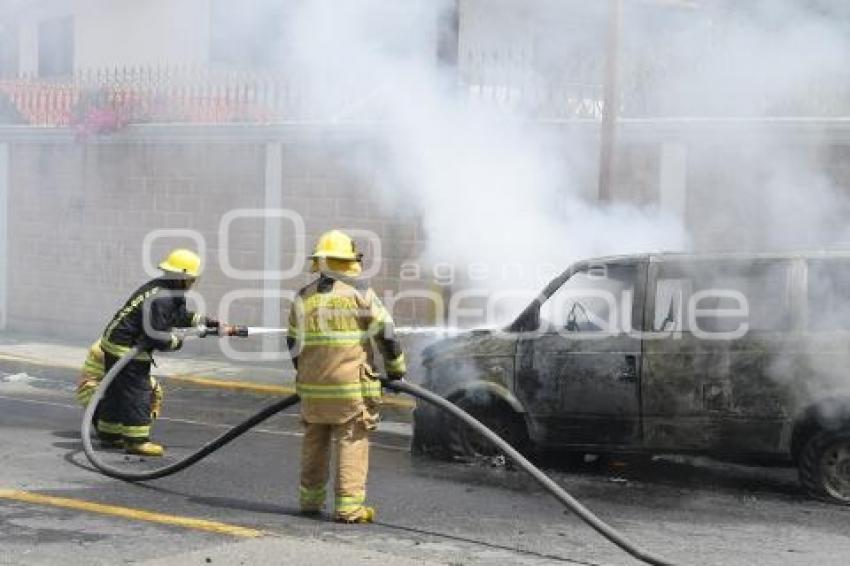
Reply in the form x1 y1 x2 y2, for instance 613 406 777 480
97 420 123 435
296 381 381 400
122 424 152 439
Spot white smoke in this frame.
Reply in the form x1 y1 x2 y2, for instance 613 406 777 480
624 1 850 251
261 0 850 439
274 0 689 299
247 0 850 324
633 1 850 118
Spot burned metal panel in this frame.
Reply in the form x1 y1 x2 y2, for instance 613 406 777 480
519 333 642 445
643 330 850 456
515 339 562 417
423 330 519 399
642 253 850 456
788 333 850 416
641 255 801 455
520 336 640 414
642 333 805 454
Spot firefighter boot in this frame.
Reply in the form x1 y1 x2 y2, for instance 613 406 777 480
335 506 375 524
125 441 165 457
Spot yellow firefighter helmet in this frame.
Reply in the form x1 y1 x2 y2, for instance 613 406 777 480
310 230 362 261
158 248 202 278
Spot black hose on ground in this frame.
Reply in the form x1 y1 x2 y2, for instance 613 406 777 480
383 380 680 566
80 343 300 482
82 347 679 566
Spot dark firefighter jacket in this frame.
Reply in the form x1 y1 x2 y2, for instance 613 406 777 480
101 278 202 362
287 273 407 424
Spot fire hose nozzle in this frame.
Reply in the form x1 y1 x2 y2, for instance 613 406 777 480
222 325 249 337
193 325 249 338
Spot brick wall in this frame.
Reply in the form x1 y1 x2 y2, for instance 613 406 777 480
275 140 433 326
4 129 434 363
7 141 266 340
5 122 850 364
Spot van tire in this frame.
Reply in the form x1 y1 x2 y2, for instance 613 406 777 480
411 409 452 460
448 395 530 462
798 428 850 504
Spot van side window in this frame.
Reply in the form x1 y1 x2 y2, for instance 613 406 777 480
544 264 638 333
807 259 850 331
654 278 689 331
653 262 793 333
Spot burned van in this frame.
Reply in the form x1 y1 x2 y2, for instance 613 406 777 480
412 252 850 504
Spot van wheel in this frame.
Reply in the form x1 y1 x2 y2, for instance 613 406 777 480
411 415 451 460
799 429 850 504
448 396 530 462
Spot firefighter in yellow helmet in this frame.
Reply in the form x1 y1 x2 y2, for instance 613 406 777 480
287 230 407 523
96 249 221 457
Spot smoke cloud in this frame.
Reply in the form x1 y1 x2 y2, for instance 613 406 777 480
625 0 850 251
246 1 850 319
272 0 687 295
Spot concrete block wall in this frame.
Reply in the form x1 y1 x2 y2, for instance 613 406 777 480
274 140 433 328
6 121 850 365
3 128 436 364
7 141 266 341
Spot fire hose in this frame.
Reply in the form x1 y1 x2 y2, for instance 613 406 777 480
80 332 679 566
79 325 299 482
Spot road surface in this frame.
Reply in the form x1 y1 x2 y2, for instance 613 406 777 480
1 363 848 565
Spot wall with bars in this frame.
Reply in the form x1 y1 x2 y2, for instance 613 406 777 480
0 124 435 363
5 139 266 341
1 120 850 364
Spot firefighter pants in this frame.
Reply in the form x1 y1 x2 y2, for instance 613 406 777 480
299 416 371 520
97 352 154 444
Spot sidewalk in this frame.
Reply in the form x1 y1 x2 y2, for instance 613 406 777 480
0 332 417 417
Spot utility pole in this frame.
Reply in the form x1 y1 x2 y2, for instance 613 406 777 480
598 0 623 202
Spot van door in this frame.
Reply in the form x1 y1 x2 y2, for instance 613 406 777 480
642 258 796 455
516 262 645 447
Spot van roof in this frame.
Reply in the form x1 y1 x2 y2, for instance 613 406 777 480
587 250 850 265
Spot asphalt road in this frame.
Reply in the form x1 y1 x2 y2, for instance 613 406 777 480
1 365 849 566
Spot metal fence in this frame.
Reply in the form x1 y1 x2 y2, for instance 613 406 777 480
0 66 303 127
462 48 607 120
1 59 849 128
462 48 850 120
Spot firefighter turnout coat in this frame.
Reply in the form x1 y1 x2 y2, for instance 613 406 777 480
97 278 203 442
287 273 406 424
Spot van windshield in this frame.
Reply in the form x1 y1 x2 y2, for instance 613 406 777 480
541 264 638 333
